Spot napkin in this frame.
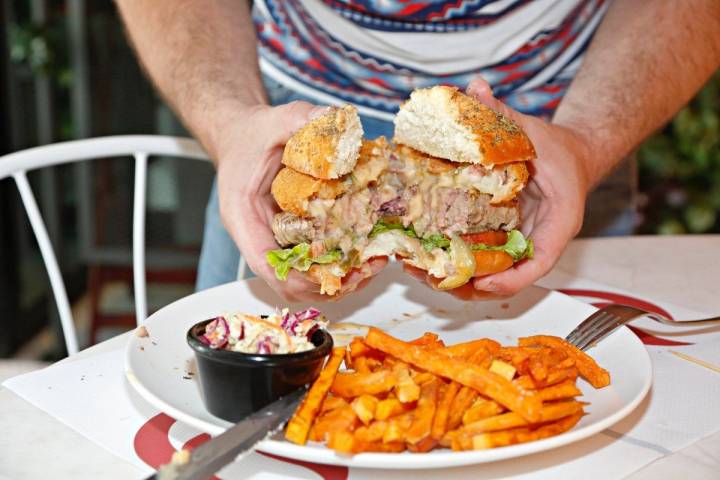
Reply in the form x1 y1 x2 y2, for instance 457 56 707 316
4 272 720 480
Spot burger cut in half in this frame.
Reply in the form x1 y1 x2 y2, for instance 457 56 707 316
267 87 535 296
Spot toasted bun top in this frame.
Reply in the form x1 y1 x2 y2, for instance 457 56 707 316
272 137 390 217
281 104 363 179
393 86 536 167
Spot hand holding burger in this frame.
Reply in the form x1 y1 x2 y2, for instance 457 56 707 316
267 84 537 296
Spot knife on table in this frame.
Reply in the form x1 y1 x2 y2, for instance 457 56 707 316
147 385 308 480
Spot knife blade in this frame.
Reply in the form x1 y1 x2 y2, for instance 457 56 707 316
147 385 308 480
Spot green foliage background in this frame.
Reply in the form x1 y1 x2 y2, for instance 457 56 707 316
638 72 720 234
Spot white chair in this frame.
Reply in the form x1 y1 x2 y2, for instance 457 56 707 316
0 135 248 356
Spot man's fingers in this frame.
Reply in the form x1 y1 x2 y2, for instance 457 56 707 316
403 264 506 301
472 216 571 296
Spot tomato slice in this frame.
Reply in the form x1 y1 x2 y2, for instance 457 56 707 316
460 231 508 247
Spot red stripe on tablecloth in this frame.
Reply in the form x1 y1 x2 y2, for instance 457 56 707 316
133 413 177 470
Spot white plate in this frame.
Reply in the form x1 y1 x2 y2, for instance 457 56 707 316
125 263 651 469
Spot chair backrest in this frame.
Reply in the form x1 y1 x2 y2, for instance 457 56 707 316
0 135 247 355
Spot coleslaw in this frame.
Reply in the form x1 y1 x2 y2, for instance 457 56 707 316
199 308 327 354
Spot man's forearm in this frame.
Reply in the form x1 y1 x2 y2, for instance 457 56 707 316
115 0 265 160
554 0 720 188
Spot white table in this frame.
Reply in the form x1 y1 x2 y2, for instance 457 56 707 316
1 236 719 479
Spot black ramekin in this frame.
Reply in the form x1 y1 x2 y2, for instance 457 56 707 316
187 319 333 422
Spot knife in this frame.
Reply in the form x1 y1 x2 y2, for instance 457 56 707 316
147 385 308 480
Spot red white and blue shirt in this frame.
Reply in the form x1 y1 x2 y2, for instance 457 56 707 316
253 0 609 120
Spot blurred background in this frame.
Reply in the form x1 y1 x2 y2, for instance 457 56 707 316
0 1 718 363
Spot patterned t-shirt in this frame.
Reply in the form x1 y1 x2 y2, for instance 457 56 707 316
253 0 609 120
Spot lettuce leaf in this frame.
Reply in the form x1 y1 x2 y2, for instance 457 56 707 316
266 243 342 281
421 234 450 252
470 230 534 262
369 219 417 238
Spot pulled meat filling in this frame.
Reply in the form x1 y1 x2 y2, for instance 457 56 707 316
271 148 523 253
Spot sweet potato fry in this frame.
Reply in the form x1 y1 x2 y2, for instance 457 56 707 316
460 400 585 436
410 332 440 346
441 339 501 359
535 366 578 388
527 347 567 383
489 360 517 381
286 347 346 445
365 328 542 422
344 348 354 370
308 423 324 442
406 377 440 445
327 430 355 453
431 381 460 440
349 337 384 361
544 346 569 364
354 356 371 374
496 347 531 369
407 436 438 453
411 371 435 385
366 357 383 371
351 394 378 425
513 374 537 391
383 413 413 444
462 398 505 425
353 440 406 453
331 370 395 398
528 354 549 383
288 328 607 455
354 420 388 443
535 379 582 401
466 346 494 367
376 398 412 420
320 395 348 413
471 412 584 450
309 404 358 442
446 347 490 429
393 363 421 402
447 385 479 430
556 357 576 369
519 336 610 388
349 337 370 357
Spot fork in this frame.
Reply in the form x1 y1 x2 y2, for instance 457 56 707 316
565 304 720 351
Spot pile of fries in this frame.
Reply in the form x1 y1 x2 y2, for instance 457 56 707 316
285 327 610 454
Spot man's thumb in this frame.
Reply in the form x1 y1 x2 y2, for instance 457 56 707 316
273 101 331 142
466 76 521 122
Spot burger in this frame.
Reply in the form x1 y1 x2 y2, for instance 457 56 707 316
267 86 535 296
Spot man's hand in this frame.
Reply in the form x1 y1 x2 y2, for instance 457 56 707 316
214 101 387 302
406 77 593 299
